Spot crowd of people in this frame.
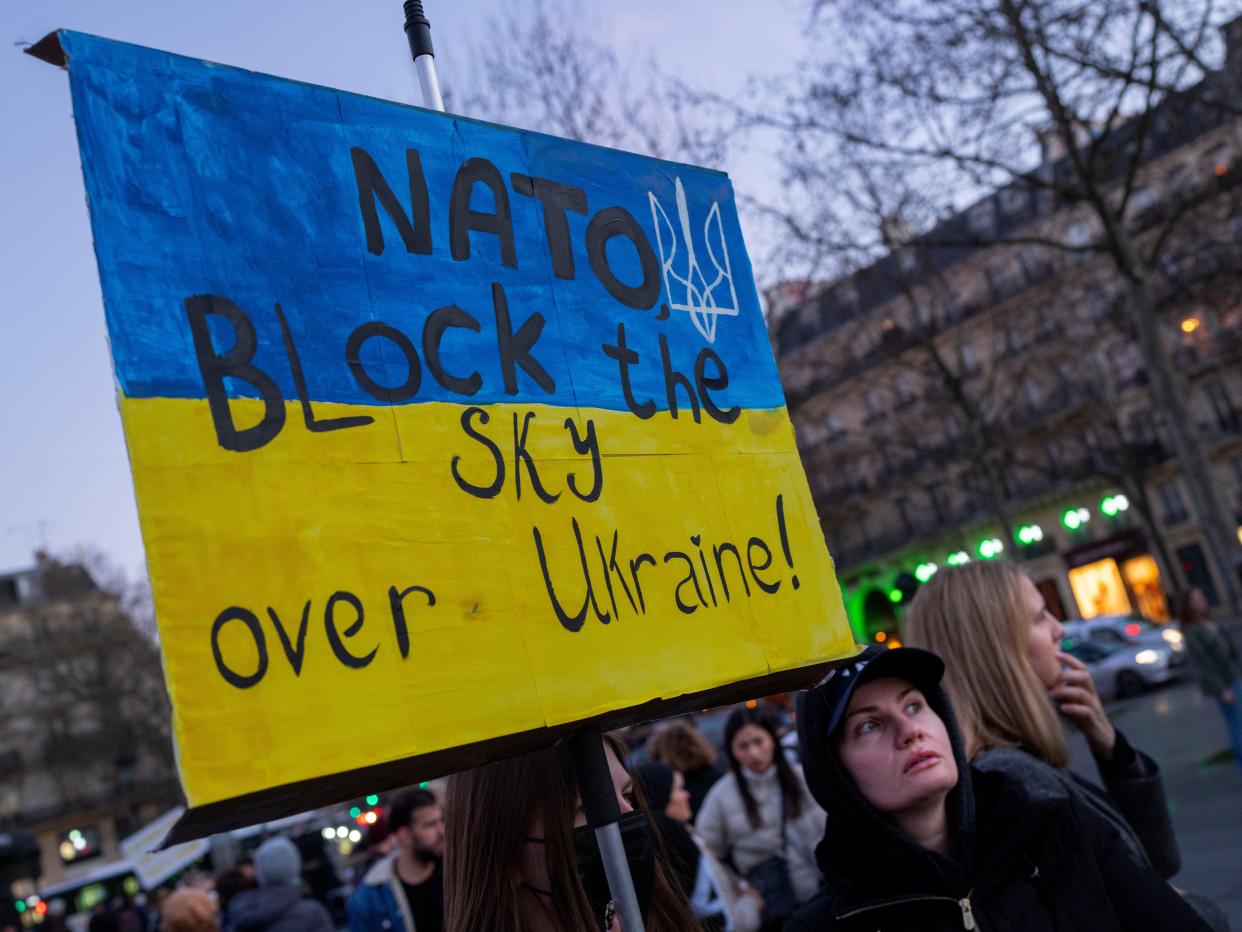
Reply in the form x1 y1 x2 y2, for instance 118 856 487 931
427 563 1234 931
32 563 1240 932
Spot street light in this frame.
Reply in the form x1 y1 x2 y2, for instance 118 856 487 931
1062 506 1091 531
1101 494 1130 517
1016 523 1044 545
946 551 970 566
915 562 938 583
977 538 1004 560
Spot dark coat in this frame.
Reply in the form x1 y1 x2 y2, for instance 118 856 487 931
1184 623 1242 697
684 763 725 819
975 728 1181 878
786 678 1209 932
229 885 335 932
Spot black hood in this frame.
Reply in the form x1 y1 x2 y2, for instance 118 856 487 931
796 672 977 901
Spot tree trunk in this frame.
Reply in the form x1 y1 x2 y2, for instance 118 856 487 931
1121 474 1178 596
1122 271 1242 611
998 0 1242 612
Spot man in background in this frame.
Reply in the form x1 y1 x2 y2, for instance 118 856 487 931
349 788 445 932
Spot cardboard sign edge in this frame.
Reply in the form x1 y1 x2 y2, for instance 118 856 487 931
163 652 859 846
25 31 67 68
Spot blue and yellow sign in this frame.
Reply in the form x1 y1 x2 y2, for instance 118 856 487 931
57 31 852 810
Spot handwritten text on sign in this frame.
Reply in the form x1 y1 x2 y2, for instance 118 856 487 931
62 31 852 808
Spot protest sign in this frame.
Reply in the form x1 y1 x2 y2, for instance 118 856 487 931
33 30 855 838
118 808 210 890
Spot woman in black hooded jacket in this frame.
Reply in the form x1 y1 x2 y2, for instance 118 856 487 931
787 645 1208 932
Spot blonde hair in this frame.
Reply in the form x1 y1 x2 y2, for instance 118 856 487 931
904 561 1068 767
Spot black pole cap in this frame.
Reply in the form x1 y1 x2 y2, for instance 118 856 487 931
568 725 622 828
404 0 435 61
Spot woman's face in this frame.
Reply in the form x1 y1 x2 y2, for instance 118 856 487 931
572 745 635 828
730 723 776 775
1022 574 1065 689
664 771 692 824
835 677 958 817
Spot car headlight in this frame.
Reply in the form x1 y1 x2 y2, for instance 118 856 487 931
1135 649 1160 665
1162 629 1183 646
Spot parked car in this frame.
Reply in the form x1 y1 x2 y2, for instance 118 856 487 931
1061 638 1186 697
1061 615 1184 654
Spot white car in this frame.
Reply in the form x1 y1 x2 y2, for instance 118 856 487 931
1061 638 1187 697
1061 615 1184 654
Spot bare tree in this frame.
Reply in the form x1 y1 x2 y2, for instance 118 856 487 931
0 552 178 831
453 0 717 164
751 0 1242 607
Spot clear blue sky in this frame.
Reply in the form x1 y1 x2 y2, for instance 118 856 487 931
0 0 808 579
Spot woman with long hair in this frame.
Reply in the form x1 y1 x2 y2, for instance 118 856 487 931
1179 586 1242 773
786 645 1208 931
647 720 724 819
904 561 1180 878
443 733 699 932
695 708 825 930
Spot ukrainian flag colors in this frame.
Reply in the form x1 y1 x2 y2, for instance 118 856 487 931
60 31 853 810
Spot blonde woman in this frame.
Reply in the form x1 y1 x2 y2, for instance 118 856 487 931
903 561 1180 879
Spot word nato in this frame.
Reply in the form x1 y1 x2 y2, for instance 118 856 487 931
186 146 740 455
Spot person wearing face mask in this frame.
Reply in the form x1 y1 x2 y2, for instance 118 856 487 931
902 562 1183 880
787 645 1209 930
442 733 699 931
694 708 825 930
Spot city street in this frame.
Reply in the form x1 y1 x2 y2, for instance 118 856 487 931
1069 677 1242 926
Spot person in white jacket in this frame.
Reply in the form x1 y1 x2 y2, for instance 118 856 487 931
695 708 826 929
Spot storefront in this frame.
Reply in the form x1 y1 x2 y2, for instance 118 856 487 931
1063 528 1170 622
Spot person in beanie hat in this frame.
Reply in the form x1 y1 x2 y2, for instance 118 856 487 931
227 836 334 932
787 645 1208 931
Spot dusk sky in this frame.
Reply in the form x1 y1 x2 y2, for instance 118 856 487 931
1 0 809 579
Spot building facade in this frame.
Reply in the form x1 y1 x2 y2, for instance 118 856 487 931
771 53 1242 642
0 556 181 891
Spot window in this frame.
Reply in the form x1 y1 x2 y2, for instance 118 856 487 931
864 389 885 418
1002 323 1026 355
1001 185 1029 215
1157 480 1188 525
1129 186 1158 216
896 496 914 529
857 512 874 546
1205 380 1236 429
1206 143 1231 172
1064 220 1092 249
944 416 963 443
824 411 844 440
985 265 1005 301
958 341 979 375
1044 439 1062 468
968 201 996 237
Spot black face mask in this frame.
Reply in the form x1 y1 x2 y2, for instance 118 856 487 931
573 811 656 930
